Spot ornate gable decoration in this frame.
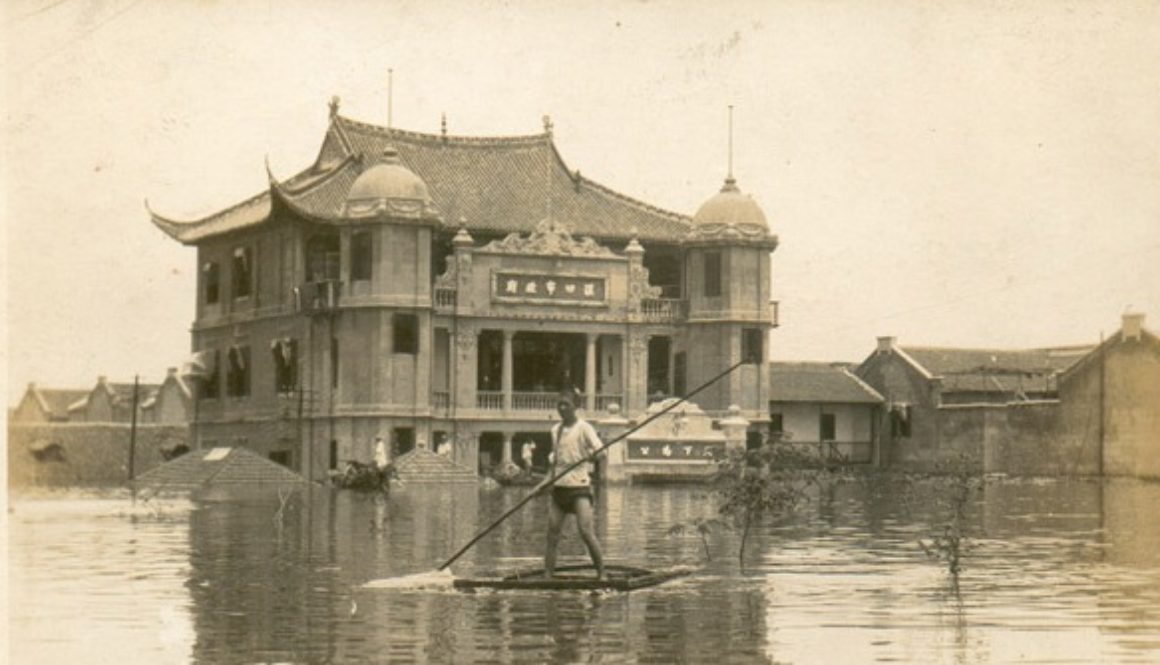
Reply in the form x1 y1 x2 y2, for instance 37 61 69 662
479 218 620 258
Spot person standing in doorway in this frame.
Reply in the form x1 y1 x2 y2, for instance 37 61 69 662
520 438 536 471
536 388 604 579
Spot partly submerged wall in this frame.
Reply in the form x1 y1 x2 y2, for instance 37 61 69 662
930 401 1099 476
7 423 189 488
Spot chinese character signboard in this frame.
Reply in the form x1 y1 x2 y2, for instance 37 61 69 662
492 272 607 307
626 440 725 462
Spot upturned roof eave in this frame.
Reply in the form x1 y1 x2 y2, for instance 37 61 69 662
150 113 698 245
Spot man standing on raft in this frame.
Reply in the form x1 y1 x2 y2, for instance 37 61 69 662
537 387 605 579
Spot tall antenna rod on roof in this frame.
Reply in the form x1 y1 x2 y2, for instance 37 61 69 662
727 104 734 182
388 68 394 129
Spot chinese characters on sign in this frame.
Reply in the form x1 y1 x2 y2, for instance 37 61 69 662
627 440 724 461
493 273 606 305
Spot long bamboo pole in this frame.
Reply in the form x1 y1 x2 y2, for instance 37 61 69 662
438 359 749 571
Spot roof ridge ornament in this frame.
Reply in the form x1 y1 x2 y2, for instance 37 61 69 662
329 95 341 120
479 218 617 258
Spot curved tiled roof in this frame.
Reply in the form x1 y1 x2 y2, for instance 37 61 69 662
151 114 693 244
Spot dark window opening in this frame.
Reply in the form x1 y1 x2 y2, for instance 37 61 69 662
477 330 502 391
328 440 338 471
272 338 298 394
393 428 415 456
268 450 291 467
642 249 682 298
673 352 687 397
226 346 250 397
769 412 784 436
351 231 373 282
393 313 419 354
820 413 836 441
703 251 722 297
203 262 220 305
305 234 340 282
746 430 764 451
742 328 764 364
647 336 671 397
330 337 339 389
231 247 253 299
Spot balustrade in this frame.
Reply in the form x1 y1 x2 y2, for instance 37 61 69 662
641 298 685 321
476 391 503 411
434 288 457 309
594 394 623 412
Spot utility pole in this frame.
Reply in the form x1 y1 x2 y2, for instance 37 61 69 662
128 375 140 481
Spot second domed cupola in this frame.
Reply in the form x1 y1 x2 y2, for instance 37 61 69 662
692 176 769 232
342 147 439 221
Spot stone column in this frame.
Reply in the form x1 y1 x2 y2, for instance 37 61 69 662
453 324 477 409
598 404 630 483
585 333 597 412
625 330 648 416
502 329 514 412
501 432 513 467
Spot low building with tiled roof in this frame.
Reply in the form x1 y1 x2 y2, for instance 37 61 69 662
148 100 780 482
897 344 1091 403
767 362 884 464
10 384 91 423
854 317 1157 476
67 376 161 423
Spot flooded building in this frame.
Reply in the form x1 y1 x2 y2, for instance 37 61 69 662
855 314 1158 478
149 103 779 480
767 362 884 464
1057 313 1160 479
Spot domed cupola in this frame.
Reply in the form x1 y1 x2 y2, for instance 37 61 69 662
692 176 770 236
342 147 440 221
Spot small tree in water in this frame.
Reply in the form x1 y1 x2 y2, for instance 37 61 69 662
710 437 840 569
914 455 983 578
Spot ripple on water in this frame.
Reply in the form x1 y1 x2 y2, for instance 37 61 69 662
9 480 1160 663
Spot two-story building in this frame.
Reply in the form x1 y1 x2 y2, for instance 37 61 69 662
149 102 779 481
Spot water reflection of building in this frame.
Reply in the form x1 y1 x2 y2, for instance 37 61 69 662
150 101 778 480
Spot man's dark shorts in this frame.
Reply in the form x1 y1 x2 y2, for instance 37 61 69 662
551 486 594 514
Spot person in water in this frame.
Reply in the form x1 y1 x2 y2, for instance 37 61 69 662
537 387 605 579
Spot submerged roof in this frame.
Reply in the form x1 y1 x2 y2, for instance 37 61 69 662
769 362 884 404
131 446 307 491
150 113 693 244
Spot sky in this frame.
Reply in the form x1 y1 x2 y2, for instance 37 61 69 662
3 0 1159 399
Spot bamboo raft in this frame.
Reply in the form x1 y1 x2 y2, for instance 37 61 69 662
452 564 692 592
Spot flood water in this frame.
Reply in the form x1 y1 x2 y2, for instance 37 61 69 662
8 477 1160 664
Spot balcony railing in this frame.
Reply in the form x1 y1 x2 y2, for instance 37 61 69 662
434 288 457 309
295 280 343 313
641 298 685 321
595 394 623 412
433 391 450 410
512 392 561 411
476 391 503 411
